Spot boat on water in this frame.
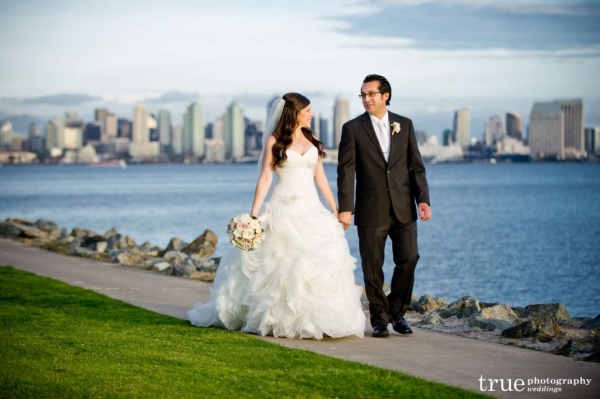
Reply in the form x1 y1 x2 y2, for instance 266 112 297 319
88 159 127 169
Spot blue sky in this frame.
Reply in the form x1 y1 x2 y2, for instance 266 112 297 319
0 0 598 139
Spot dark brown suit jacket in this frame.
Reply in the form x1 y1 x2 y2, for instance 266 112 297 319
337 111 430 226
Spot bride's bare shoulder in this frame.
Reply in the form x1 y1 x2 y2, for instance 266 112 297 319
265 135 277 148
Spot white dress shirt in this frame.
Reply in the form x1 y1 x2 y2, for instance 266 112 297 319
369 111 390 161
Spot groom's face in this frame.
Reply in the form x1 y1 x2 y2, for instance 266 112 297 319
361 81 389 117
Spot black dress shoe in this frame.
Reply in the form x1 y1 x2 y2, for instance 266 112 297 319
390 315 413 335
372 324 390 338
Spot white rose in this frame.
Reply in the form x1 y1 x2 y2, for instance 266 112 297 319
242 229 255 239
249 220 261 229
234 229 243 238
240 214 252 223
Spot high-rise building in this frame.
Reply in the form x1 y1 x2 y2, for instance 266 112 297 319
311 113 321 141
28 122 43 153
28 122 40 138
205 123 213 140
334 96 350 149
213 117 224 140
205 116 226 162
245 119 263 155
65 111 79 121
416 131 428 146
555 99 584 154
224 102 245 160
103 113 118 142
65 111 85 131
171 125 183 155
118 119 132 139
506 112 522 141
11 135 27 151
148 113 158 141
530 102 564 159
95 109 108 122
0 122 13 150
584 127 600 156
45 118 65 150
130 105 159 158
319 118 329 148
158 110 172 147
442 129 453 146
453 109 470 148
484 115 506 147
183 103 205 158
84 122 102 143
133 105 149 143
63 127 83 149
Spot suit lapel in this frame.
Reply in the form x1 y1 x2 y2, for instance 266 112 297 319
387 112 402 167
360 112 386 162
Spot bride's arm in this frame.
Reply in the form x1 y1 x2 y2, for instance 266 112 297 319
250 136 275 217
314 157 337 214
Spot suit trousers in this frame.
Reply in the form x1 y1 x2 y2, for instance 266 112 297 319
358 209 419 326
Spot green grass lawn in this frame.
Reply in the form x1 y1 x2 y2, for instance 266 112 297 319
0 266 488 398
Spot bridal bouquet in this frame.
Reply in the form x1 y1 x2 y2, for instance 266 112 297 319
227 213 264 251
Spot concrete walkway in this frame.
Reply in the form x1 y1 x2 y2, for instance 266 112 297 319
1 238 598 398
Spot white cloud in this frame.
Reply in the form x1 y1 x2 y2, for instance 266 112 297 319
0 0 598 137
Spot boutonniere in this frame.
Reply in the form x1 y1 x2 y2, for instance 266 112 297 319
391 122 401 135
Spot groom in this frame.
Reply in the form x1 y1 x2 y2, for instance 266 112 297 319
337 74 431 338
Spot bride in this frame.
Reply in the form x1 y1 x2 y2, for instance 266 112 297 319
188 93 365 340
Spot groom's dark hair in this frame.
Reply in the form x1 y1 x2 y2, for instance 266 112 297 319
363 74 391 106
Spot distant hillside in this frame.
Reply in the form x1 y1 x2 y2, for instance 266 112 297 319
0 112 47 135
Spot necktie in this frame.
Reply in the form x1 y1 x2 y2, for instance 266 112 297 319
377 120 390 161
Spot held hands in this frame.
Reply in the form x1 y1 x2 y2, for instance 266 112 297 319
418 203 432 221
338 211 352 230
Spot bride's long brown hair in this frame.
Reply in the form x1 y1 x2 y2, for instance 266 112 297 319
271 92 326 170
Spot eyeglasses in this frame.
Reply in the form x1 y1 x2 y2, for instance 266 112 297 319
358 92 382 100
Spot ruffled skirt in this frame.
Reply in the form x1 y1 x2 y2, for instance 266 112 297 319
187 200 365 340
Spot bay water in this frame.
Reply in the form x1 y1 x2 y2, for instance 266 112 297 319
1 163 598 317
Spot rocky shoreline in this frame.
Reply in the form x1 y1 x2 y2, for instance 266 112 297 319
1 217 598 362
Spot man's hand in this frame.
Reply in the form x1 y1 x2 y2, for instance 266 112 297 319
338 211 352 230
418 203 432 221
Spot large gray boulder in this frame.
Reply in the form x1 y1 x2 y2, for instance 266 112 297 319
67 242 95 257
35 219 59 235
82 235 106 247
149 261 171 272
71 227 99 238
89 241 107 253
522 303 571 321
195 257 218 272
439 296 481 319
5 217 35 226
419 294 449 312
165 237 188 252
422 312 445 326
469 304 520 331
181 230 218 258
581 316 600 331
501 317 560 342
115 248 148 267
106 234 137 251
2 220 48 239
103 227 119 238
163 251 189 265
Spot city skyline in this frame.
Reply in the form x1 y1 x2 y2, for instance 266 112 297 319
0 0 598 141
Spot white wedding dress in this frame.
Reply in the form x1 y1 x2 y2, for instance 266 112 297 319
188 146 365 339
